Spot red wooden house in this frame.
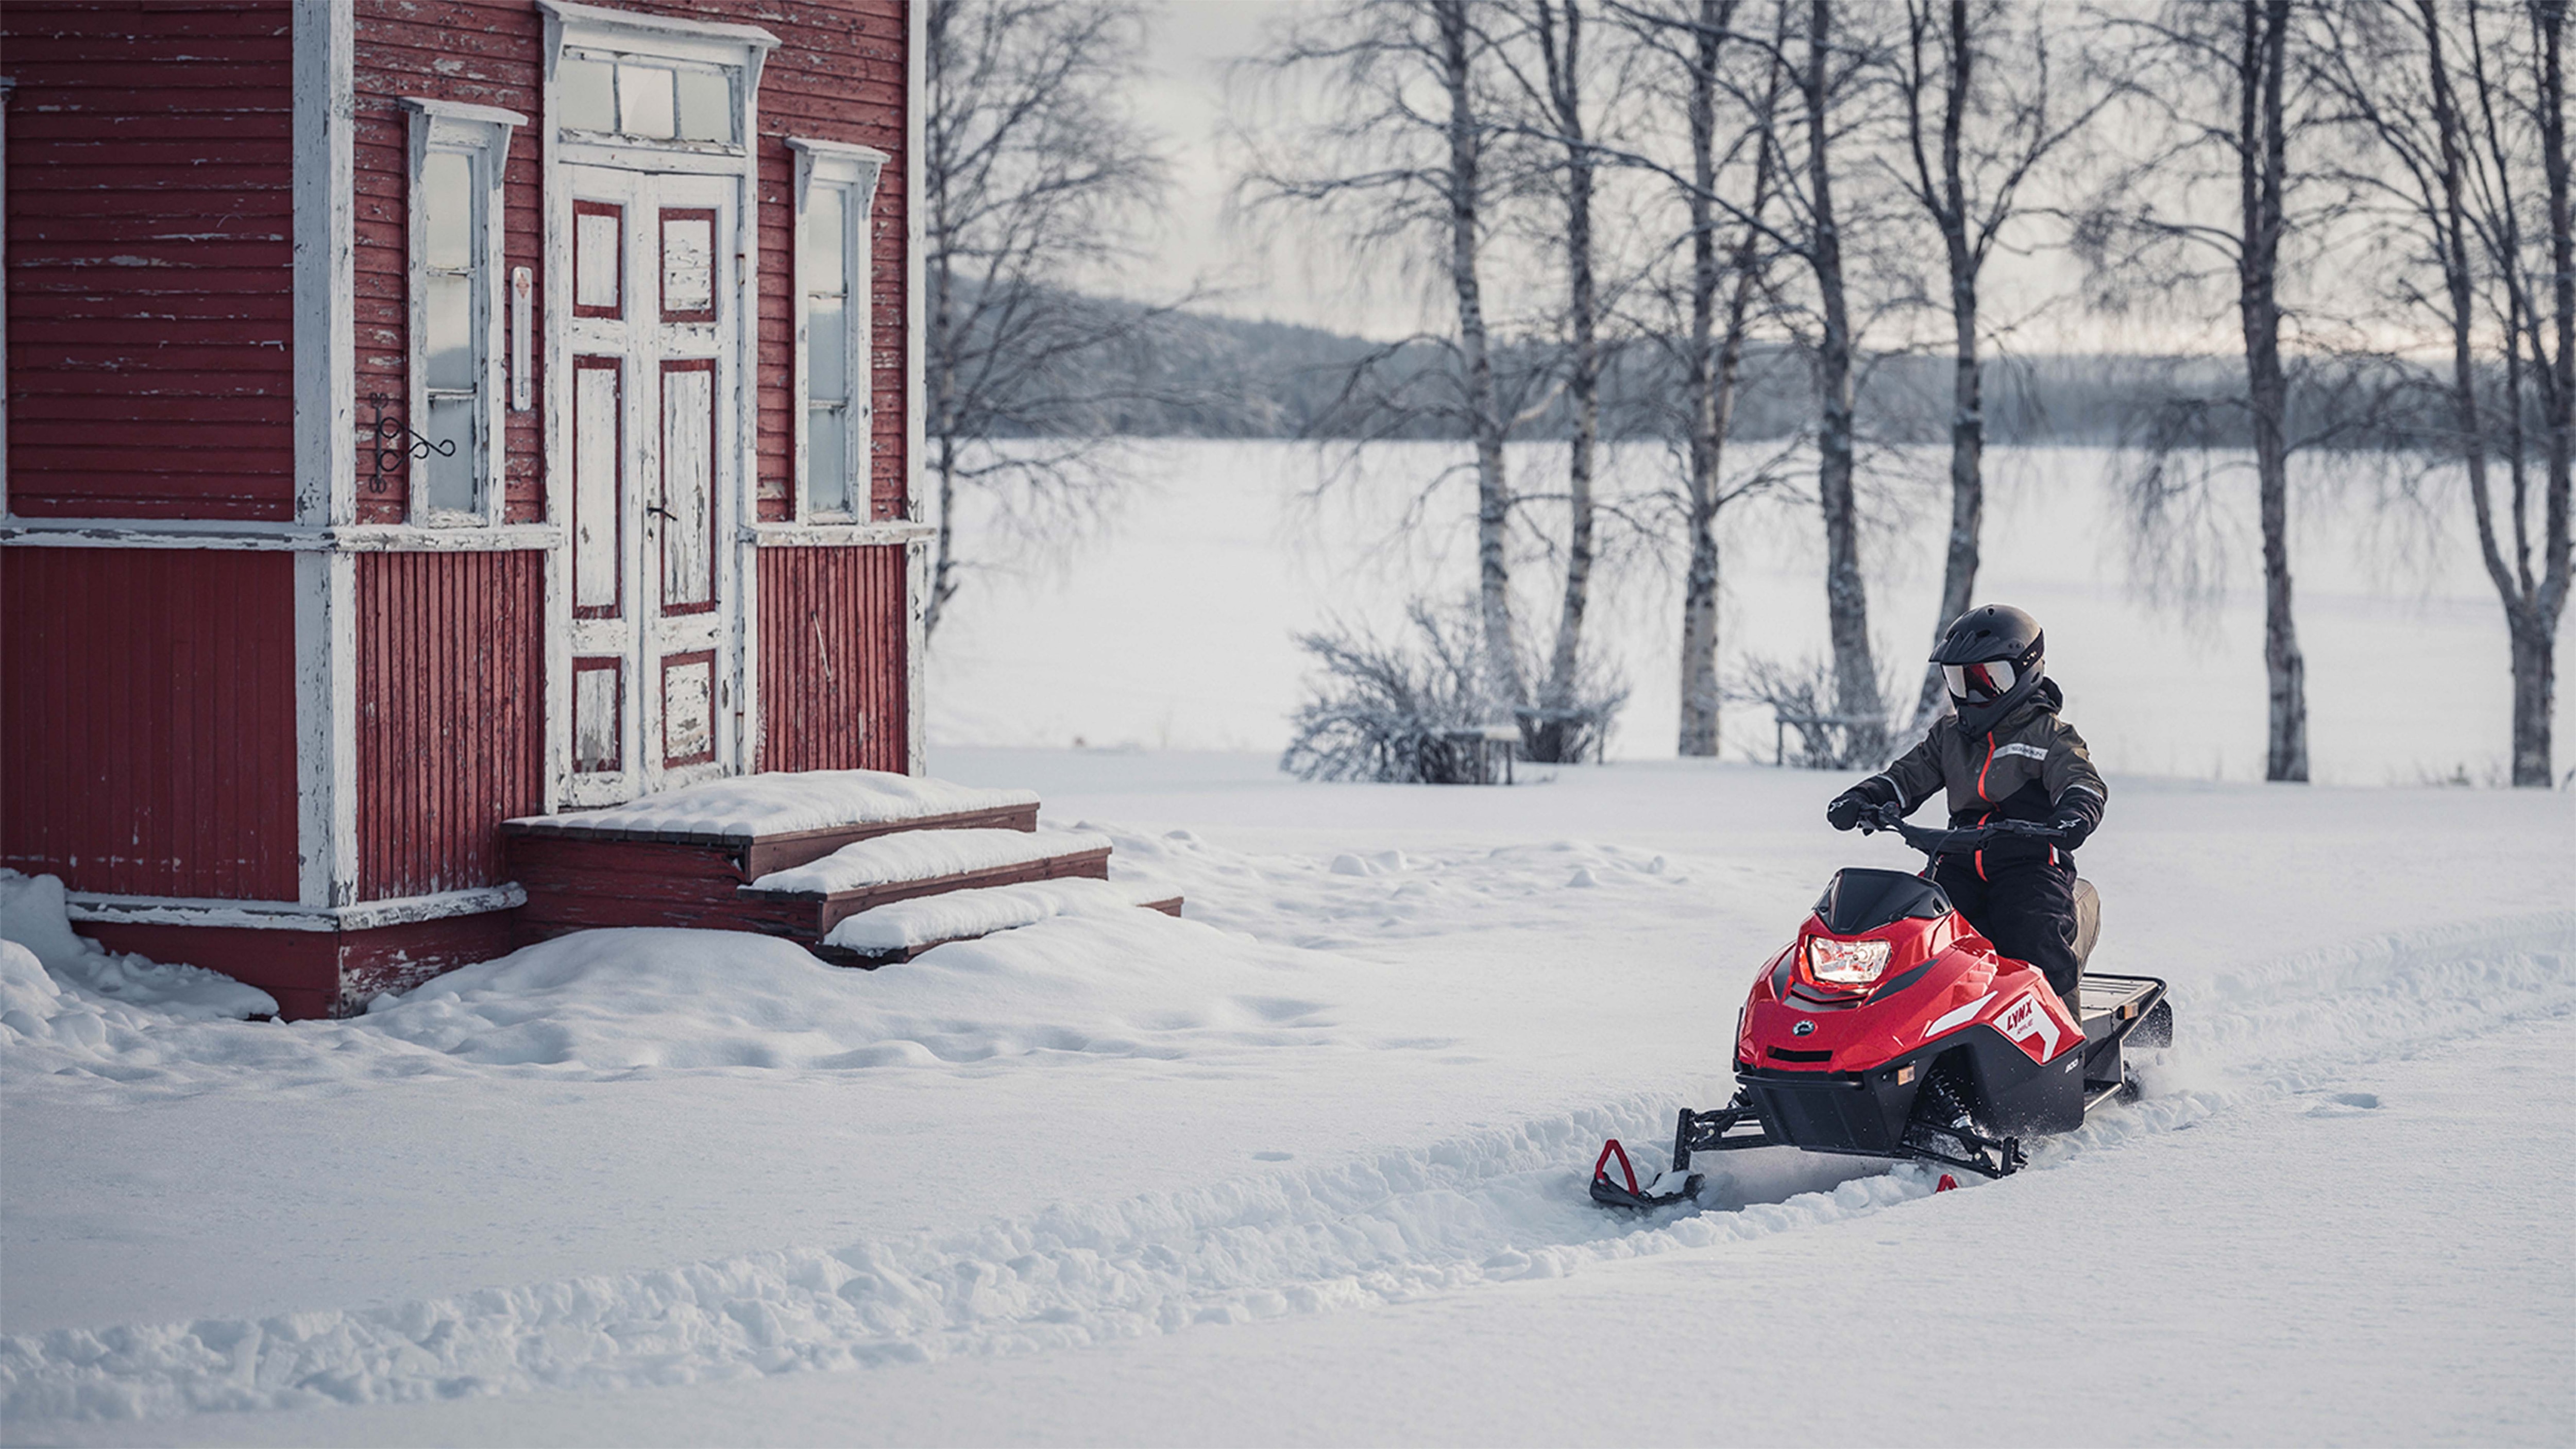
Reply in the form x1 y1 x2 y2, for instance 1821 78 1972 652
1 1 1126 1019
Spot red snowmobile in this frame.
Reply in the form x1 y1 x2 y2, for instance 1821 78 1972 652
1591 804 2171 1207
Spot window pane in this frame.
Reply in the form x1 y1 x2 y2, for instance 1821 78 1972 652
618 63 675 140
675 70 732 143
427 272 474 389
806 294 845 402
560 57 615 131
423 151 472 270
808 405 850 515
803 189 845 295
423 395 477 514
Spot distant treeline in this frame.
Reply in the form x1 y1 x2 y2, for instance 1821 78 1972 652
985 290 2455 449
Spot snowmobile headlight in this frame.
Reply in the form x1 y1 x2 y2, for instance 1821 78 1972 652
1805 934 1892 985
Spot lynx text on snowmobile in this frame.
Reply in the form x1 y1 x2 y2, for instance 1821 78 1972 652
1590 803 2172 1208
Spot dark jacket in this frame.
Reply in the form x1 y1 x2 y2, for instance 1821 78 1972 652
1850 678 2106 861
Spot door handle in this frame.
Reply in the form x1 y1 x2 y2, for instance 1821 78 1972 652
646 504 677 523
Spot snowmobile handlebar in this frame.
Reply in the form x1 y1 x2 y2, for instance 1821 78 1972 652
1855 803 2070 856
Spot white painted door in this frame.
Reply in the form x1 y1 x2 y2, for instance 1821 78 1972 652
562 164 739 805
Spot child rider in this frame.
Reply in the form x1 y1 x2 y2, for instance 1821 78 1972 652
1825 605 2107 1007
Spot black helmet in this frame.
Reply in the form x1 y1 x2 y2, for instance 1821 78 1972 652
1931 604 2045 733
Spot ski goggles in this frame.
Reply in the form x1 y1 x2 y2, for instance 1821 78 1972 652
1942 658 2018 704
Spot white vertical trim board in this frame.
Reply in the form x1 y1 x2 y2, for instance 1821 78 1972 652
540 16 574 811
291 2 354 908
292 0 354 530
906 533 927 776
906 0 929 772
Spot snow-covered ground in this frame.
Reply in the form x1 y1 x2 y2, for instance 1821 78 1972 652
4 752 2569 1445
928 440 2573 785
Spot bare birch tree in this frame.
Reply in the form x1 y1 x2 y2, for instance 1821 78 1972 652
1245 0 1532 711
1791 0 1889 761
1606 0 1793 755
922 0 1170 639
1496 0 1612 760
1888 0 2107 728
2079 0 2331 781
2318 0 2573 785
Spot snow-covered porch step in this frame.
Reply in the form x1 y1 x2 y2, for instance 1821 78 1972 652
505 771 1041 939
737 828 1116 940
815 877 1185 966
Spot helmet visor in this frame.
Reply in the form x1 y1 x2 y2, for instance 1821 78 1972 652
1943 659 2018 705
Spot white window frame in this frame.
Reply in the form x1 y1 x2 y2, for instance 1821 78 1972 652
787 138 888 522
402 97 522 527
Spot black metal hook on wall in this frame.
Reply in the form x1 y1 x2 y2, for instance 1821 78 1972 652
366 393 454 490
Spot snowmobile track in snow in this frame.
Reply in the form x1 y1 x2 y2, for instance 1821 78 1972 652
4 912 2566 1425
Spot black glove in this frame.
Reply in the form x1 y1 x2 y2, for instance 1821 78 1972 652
2049 804 2093 850
1826 789 1869 832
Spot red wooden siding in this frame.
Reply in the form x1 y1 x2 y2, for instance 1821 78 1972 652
758 544 909 772
3 2 296 520
0 549 301 898
353 0 548 525
354 550 547 899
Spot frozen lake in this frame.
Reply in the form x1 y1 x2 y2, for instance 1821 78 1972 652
928 439 2569 786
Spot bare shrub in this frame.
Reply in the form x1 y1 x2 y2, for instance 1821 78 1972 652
1728 653 1901 770
1283 601 1503 784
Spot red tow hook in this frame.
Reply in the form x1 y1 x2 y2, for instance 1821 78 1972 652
1936 1173 1959 1193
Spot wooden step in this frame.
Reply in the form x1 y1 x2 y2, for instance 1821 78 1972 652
813 879 1185 966
505 771 1043 941
737 829 1115 940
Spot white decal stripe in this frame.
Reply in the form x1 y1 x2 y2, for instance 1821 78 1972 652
1994 742 2049 761
1923 992 1995 1041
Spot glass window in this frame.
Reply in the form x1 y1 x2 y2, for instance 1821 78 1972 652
675 70 733 143
617 63 676 140
558 56 615 131
415 138 492 520
803 181 857 517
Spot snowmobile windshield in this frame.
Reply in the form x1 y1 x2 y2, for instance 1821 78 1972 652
1941 659 2016 704
1812 868 1952 934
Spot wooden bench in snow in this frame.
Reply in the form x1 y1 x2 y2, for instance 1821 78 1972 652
506 771 1042 939
737 828 1116 940
814 878 1185 966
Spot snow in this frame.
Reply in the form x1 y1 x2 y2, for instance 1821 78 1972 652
0 871 276 1022
505 770 1039 841
3 755 2570 1444
749 828 1110 896
822 878 1178 954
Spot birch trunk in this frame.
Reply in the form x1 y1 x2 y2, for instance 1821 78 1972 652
2240 0 2307 782
2524 0 2572 784
1680 0 1767 757
1438 0 1526 713
1911 0 1981 728
1536 0 1599 762
1805 0 1884 762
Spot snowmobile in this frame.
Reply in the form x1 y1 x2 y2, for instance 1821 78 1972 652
1591 804 2171 1207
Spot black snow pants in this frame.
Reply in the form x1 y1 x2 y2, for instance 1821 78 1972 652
1934 851 2082 1002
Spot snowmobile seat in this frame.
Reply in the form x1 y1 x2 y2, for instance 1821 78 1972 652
2071 877 2099 971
